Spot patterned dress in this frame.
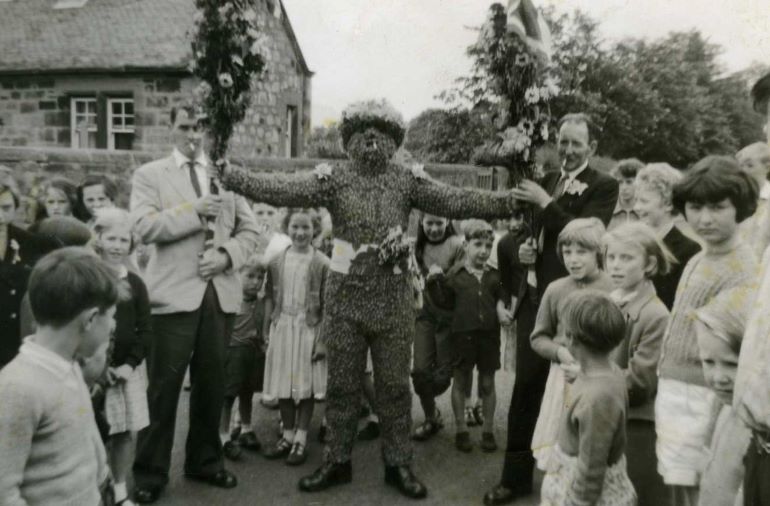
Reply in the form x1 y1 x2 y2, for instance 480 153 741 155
263 250 326 402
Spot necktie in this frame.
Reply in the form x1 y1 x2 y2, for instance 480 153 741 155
552 173 569 200
187 161 202 198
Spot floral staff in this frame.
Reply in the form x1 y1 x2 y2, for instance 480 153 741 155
189 0 267 248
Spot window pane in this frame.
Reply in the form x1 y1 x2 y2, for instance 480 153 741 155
125 102 134 115
125 116 134 127
87 101 96 114
112 101 121 115
114 132 133 150
76 101 85 114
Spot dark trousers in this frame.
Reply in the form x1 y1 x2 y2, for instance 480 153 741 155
411 308 453 400
500 294 549 492
744 435 770 506
627 419 667 506
133 284 234 488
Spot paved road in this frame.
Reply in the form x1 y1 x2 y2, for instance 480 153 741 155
150 368 541 506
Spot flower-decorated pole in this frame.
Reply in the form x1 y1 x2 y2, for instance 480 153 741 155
189 0 267 249
470 1 558 190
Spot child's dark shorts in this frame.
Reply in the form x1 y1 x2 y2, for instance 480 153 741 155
451 329 500 374
225 344 265 398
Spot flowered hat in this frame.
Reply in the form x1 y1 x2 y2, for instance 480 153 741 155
339 99 406 149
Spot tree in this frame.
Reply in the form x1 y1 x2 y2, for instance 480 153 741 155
447 6 766 168
404 108 493 164
305 123 346 159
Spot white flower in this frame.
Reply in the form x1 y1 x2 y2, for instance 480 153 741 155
218 2 233 18
540 123 549 141
250 35 269 56
218 73 234 88
410 163 429 180
313 163 333 180
232 54 244 67
564 179 589 196
501 126 531 153
10 239 20 264
524 87 541 104
242 8 257 22
544 76 561 97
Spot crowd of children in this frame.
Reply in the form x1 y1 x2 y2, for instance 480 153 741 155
2 131 770 506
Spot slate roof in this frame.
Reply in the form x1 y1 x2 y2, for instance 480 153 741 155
0 0 311 75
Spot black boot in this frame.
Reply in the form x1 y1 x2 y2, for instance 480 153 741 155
298 460 353 492
384 465 428 499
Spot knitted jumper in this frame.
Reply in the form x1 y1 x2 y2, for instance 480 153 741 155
0 343 107 506
658 241 758 386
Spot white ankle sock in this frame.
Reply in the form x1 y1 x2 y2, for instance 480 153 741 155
367 414 379 423
113 482 127 501
282 429 295 442
240 422 253 433
219 432 229 445
294 429 308 446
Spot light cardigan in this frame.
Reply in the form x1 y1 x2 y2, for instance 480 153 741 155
611 281 670 421
0 341 107 506
530 272 613 362
658 241 757 386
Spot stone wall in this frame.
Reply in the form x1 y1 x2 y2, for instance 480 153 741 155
0 146 506 209
0 0 310 158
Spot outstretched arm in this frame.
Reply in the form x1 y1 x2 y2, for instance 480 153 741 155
410 170 517 220
220 165 334 209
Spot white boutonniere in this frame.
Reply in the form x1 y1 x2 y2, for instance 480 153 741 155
10 239 20 264
411 163 429 180
313 163 333 180
564 179 588 196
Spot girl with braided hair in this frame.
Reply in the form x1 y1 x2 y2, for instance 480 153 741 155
221 99 519 500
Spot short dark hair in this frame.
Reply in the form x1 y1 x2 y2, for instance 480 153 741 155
75 175 118 221
28 247 119 327
282 208 322 239
563 289 626 353
672 156 759 223
611 158 644 179
558 113 601 142
462 219 494 242
751 72 770 115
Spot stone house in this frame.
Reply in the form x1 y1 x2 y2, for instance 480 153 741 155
0 0 312 158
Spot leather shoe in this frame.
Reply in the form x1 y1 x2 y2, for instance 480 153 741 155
133 486 162 504
482 484 530 506
185 469 238 489
298 460 353 492
384 465 428 500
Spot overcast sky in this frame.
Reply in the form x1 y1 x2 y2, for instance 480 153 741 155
281 0 770 127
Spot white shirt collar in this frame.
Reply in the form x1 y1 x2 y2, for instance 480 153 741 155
761 181 770 200
561 160 589 182
19 338 78 380
172 147 208 170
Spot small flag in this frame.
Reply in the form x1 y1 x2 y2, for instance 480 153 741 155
506 0 553 63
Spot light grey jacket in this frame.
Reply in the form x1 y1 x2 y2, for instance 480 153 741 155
130 155 259 314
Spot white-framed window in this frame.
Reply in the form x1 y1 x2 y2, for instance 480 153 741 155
107 98 135 150
285 105 298 158
70 97 97 148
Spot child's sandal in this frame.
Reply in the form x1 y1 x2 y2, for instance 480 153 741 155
411 419 441 441
473 404 485 426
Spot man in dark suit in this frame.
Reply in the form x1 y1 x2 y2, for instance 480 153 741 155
484 113 619 505
0 168 53 369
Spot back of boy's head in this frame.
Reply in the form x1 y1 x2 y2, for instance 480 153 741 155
672 156 759 222
563 289 626 353
694 285 752 355
29 216 92 249
462 219 494 242
556 217 605 267
635 163 682 210
28 247 119 327
603 221 675 277
611 158 644 179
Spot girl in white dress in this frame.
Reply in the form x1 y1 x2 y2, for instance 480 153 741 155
262 208 329 466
